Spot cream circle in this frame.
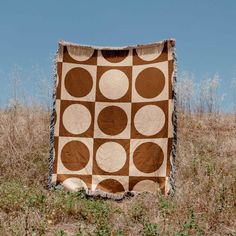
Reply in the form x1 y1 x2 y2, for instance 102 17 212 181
62 178 87 191
99 69 129 100
96 142 126 172
133 180 159 192
62 104 91 134
134 105 165 136
136 43 164 61
67 46 94 61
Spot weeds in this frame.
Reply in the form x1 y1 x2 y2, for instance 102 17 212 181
142 223 160 236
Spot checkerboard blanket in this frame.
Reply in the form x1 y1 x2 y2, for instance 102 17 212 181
49 39 177 198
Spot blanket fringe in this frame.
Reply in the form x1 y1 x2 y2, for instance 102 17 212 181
48 45 60 189
51 183 159 201
60 39 175 56
85 189 135 201
168 40 177 196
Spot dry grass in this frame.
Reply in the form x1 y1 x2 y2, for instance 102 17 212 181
0 106 235 236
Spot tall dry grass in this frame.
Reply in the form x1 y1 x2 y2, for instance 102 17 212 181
0 105 49 186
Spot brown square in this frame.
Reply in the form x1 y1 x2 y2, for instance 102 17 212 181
93 139 130 176
133 41 168 65
59 100 95 137
131 100 169 139
63 46 98 65
96 66 132 102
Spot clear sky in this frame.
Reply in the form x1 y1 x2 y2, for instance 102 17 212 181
0 0 235 111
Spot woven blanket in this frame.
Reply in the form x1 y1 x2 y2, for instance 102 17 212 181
49 39 177 198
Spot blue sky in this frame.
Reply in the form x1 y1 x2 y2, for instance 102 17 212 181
0 0 235 111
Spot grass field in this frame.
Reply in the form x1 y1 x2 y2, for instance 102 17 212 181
0 106 235 236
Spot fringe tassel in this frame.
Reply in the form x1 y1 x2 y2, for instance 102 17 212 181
85 190 135 201
168 39 177 196
48 45 60 189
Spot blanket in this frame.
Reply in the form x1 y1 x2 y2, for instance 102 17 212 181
49 39 177 198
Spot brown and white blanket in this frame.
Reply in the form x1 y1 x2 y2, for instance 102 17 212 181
49 39 177 198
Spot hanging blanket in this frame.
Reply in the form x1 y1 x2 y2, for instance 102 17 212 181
49 39 177 199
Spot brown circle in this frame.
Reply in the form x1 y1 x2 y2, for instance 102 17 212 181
65 67 93 97
61 141 90 171
133 142 164 173
101 50 129 63
96 179 125 193
135 67 165 98
97 106 128 135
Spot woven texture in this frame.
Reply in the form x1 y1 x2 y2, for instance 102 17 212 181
50 39 176 197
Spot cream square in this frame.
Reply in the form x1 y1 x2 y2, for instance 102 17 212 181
91 175 129 192
132 61 168 102
129 138 167 177
94 102 131 139
57 137 93 175
97 50 132 66
61 62 97 102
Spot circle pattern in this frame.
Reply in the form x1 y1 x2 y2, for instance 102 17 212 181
98 106 128 136
54 42 174 195
133 142 164 173
96 142 126 172
63 104 91 134
65 67 93 98
99 69 129 100
134 105 165 136
135 67 165 99
61 140 90 171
